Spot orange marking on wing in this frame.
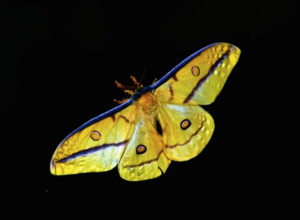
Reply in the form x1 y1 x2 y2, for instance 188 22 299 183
110 115 116 122
168 85 174 101
118 115 130 123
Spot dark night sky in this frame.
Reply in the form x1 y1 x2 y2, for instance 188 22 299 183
2 0 298 212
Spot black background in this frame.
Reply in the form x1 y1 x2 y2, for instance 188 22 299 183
2 0 299 214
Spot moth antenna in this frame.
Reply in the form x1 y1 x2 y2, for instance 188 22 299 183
152 78 157 85
139 68 146 85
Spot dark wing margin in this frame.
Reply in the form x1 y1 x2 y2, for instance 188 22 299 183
57 98 133 146
150 42 231 90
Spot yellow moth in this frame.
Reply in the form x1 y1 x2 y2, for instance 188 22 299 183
50 42 241 181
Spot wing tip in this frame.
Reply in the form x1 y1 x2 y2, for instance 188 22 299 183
50 160 56 175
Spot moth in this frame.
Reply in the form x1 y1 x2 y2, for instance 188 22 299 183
50 42 241 181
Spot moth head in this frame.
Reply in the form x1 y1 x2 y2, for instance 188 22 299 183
114 68 157 104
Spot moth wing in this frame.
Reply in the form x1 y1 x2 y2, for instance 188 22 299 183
118 109 171 181
50 104 137 175
157 104 214 161
153 42 241 105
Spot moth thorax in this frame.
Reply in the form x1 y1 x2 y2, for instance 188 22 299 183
137 92 158 113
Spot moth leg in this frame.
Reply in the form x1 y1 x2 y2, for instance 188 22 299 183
114 98 130 104
131 76 143 88
130 76 139 85
115 80 126 89
115 81 138 90
152 78 157 85
114 81 136 103
124 90 134 96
